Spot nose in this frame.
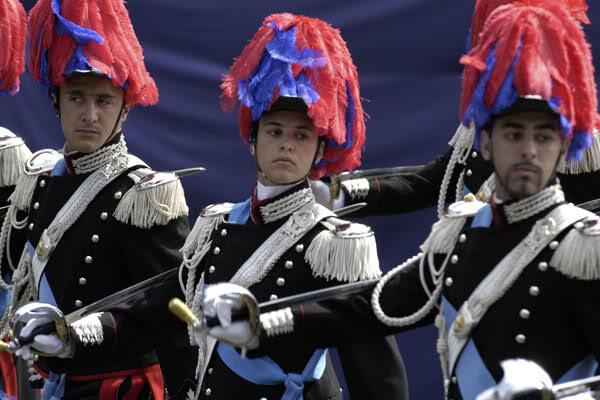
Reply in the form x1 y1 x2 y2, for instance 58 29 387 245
81 101 99 124
280 136 294 152
521 136 537 160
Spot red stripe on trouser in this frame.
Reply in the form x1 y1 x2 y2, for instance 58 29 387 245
0 352 17 396
96 364 164 400
35 363 164 400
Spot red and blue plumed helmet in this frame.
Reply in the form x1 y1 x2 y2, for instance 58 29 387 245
28 0 158 106
220 13 366 179
0 0 26 95
467 0 590 51
460 0 598 160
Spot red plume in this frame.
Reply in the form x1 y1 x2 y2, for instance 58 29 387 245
0 0 26 94
470 0 590 50
28 0 158 106
221 14 366 178
461 1 597 144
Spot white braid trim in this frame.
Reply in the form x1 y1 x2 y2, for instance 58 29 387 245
340 178 369 201
504 184 565 224
70 136 127 175
371 253 445 327
259 307 294 337
438 123 476 218
8 174 39 212
179 210 227 344
557 129 600 174
71 313 104 346
0 142 31 188
0 245 33 337
259 188 314 223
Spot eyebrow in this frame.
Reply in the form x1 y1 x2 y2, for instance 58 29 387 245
263 121 312 130
64 89 116 99
500 121 558 130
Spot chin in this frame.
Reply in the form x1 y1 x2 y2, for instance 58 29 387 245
269 172 302 185
69 141 101 154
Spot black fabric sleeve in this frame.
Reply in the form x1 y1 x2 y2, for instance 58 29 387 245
258 256 438 353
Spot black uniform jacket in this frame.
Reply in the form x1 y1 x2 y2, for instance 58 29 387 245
6 146 196 399
258 196 600 399
189 180 406 400
342 146 600 216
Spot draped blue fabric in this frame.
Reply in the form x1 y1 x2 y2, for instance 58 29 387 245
2 2 600 398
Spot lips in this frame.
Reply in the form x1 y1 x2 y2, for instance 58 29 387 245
76 128 99 135
273 157 296 166
511 163 541 177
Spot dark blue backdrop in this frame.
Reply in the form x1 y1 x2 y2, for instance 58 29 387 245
1 1 599 398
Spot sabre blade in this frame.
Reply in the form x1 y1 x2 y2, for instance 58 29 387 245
173 167 206 178
65 267 178 324
334 202 367 217
553 375 600 398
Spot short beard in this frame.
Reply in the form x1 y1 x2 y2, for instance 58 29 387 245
490 144 561 202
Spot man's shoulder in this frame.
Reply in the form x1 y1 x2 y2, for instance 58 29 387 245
421 196 487 255
112 159 189 229
549 204 600 280
9 149 62 211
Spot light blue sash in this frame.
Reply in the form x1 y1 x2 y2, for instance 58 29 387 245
217 199 329 400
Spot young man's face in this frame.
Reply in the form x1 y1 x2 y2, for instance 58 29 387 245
480 111 566 201
254 110 323 185
57 74 129 154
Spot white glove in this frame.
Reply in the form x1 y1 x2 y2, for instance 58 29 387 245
309 180 345 210
191 283 259 350
15 317 72 360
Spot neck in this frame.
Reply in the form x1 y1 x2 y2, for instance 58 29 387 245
256 180 298 201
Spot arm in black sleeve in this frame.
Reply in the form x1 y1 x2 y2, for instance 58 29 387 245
558 170 600 206
71 216 197 397
340 151 451 217
257 255 438 353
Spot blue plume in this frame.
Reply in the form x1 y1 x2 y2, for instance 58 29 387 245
51 0 103 45
238 23 325 121
49 0 105 80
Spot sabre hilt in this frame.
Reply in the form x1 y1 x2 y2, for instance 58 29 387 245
168 297 249 328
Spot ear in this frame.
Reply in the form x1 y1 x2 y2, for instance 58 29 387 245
559 138 569 162
480 129 492 161
249 143 256 156
121 104 131 123
50 92 59 117
314 141 325 165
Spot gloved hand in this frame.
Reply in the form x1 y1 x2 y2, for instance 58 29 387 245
14 317 72 360
10 302 72 360
309 179 345 210
191 283 260 350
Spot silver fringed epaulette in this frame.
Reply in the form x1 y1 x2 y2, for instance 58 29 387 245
550 210 600 280
0 134 32 189
557 129 600 174
9 149 61 211
421 195 486 255
305 215 381 283
113 165 190 229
